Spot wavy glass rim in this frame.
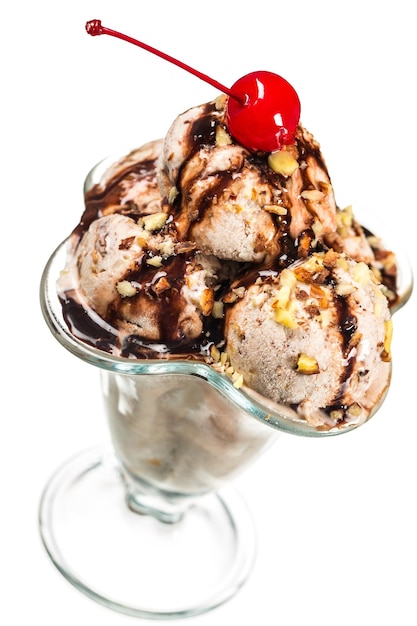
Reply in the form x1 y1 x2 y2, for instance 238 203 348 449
40 232 412 439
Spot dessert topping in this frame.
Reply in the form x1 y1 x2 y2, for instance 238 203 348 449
85 20 300 153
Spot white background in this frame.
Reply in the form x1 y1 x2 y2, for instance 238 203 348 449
1 1 416 624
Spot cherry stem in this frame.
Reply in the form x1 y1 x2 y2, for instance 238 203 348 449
85 20 245 105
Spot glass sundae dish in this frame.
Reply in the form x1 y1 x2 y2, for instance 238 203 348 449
39 20 413 621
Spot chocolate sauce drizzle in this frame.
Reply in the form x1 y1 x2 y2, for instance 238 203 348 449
79 157 160 240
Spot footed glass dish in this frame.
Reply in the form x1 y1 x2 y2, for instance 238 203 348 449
39 156 413 620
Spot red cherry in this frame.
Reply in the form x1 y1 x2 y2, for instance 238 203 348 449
85 20 300 153
226 72 300 152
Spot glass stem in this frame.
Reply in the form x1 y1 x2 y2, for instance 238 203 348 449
122 471 193 524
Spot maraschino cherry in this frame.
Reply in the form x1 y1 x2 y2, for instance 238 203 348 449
85 20 300 153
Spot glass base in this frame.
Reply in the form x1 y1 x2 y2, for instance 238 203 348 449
39 447 257 619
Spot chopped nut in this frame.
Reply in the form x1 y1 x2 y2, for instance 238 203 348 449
212 300 224 319
310 284 326 299
146 255 163 267
168 186 179 204
232 373 244 389
220 351 228 366
223 291 238 304
298 230 314 257
349 330 362 349
310 284 330 309
214 94 227 110
279 268 297 289
382 319 393 361
322 249 340 266
268 150 299 176
370 265 383 284
151 276 171 295
263 204 288 215
296 254 324 275
336 256 349 272
142 212 168 232
293 256 329 284
223 286 246 304
347 403 363 417
157 239 175 258
116 280 137 298
136 235 149 247
233 286 246 299
335 283 355 296
337 205 354 228
330 409 344 422
250 291 267 308
295 353 319 374
274 308 298 329
215 125 232 146
320 309 332 327
311 220 323 238
272 284 291 309
212 345 244 388
200 288 214 316
352 261 371 285
301 189 324 201
210 345 221 362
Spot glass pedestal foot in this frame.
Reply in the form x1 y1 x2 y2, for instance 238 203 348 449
39 447 257 619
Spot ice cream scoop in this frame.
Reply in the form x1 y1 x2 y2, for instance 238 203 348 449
157 98 338 263
224 250 392 428
58 210 225 355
